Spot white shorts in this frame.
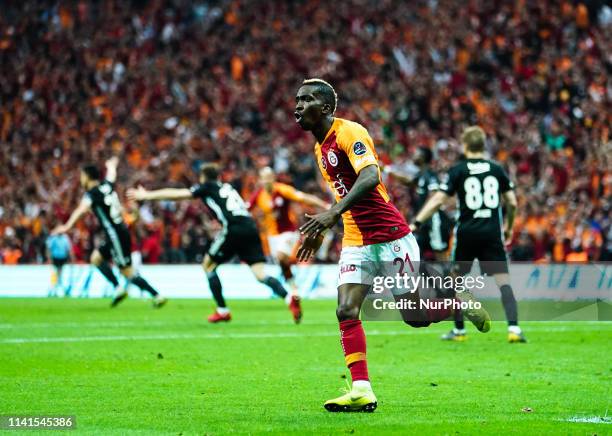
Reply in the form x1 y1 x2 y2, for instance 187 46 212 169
337 233 420 292
268 231 299 258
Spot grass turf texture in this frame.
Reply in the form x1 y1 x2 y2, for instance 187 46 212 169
1 298 610 435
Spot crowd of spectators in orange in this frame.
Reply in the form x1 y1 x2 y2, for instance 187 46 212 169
0 0 610 264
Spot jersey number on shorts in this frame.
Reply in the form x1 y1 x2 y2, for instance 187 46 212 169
219 184 249 217
393 252 415 275
464 176 499 210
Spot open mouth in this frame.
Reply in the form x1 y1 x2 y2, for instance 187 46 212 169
294 112 303 123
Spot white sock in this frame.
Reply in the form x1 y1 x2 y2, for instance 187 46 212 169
352 380 372 391
217 307 230 315
453 328 466 334
508 325 522 334
284 294 293 305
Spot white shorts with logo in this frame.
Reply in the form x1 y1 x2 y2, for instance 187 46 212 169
337 233 420 292
268 231 300 258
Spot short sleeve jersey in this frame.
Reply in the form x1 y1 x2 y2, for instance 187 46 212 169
440 158 514 237
314 118 409 246
83 180 127 232
248 183 304 235
190 181 254 228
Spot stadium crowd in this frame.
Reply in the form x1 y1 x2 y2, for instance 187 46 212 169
0 0 610 264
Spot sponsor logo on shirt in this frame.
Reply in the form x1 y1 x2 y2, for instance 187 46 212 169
467 162 491 175
333 175 348 197
353 141 367 156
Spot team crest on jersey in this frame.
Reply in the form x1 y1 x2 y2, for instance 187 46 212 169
327 151 338 167
353 141 367 156
393 243 400 253
321 156 327 170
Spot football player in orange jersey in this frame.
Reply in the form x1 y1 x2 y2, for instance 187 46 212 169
248 167 329 293
295 79 490 412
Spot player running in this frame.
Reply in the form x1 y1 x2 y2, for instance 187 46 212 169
294 79 490 413
52 157 167 308
413 126 526 343
248 166 329 292
127 163 302 323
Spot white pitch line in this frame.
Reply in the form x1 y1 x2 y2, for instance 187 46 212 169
0 319 331 329
0 319 610 330
3 323 612 344
563 416 611 424
0 330 417 344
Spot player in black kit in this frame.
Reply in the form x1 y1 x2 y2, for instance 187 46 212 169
413 126 526 343
52 157 167 308
385 146 452 261
127 163 302 324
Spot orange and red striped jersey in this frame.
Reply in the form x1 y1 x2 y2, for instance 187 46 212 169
314 117 409 247
248 182 304 236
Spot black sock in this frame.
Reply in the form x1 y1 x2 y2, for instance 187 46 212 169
207 271 226 308
262 276 288 299
454 309 465 330
97 262 119 287
130 275 159 297
500 284 518 326
280 262 293 281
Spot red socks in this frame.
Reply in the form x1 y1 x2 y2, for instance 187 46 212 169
339 319 369 382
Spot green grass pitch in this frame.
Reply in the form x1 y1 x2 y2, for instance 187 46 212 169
1 298 610 435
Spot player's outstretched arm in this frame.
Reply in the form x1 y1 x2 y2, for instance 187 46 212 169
299 164 379 237
413 191 449 229
51 199 91 234
502 190 518 243
105 156 119 183
383 166 414 186
127 185 192 202
299 192 331 210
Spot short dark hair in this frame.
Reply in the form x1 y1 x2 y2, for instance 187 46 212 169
418 146 433 164
199 162 220 180
461 126 486 152
81 164 101 181
302 78 337 114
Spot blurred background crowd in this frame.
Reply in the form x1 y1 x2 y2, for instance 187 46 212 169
0 0 610 265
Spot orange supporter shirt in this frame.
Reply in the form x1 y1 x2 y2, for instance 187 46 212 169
249 183 304 236
314 118 409 247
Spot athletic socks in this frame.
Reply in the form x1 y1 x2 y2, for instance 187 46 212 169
454 310 465 330
508 325 522 334
97 262 119 287
207 271 227 308
339 319 369 382
280 262 294 281
500 284 519 327
261 276 288 299
216 306 230 315
130 275 159 297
